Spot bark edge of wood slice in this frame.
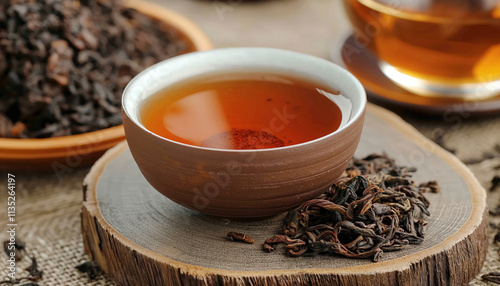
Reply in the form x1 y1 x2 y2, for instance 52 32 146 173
82 104 488 286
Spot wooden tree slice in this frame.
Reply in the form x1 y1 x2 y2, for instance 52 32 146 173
82 104 488 286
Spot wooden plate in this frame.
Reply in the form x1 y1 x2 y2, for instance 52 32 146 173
0 0 212 170
336 35 500 115
82 104 487 286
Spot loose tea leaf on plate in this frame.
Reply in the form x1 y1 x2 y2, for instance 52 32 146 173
226 232 255 244
419 180 440 193
0 0 188 138
264 153 435 262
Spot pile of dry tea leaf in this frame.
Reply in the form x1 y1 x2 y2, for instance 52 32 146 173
264 153 438 262
0 0 188 138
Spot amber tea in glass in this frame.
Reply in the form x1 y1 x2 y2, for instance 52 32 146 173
140 73 343 150
344 0 500 98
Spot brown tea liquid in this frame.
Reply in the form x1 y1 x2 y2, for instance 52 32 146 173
345 0 500 83
140 73 343 150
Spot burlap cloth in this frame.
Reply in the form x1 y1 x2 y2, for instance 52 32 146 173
1 0 500 285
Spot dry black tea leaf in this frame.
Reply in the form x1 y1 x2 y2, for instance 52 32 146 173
0 242 43 285
0 281 39 286
264 153 435 262
0 0 188 138
491 175 500 192
432 129 456 154
490 205 500 216
463 143 500 165
419 180 440 193
75 261 101 280
494 230 500 244
3 239 26 261
25 257 43 281
226 232 255 244
482 272 500 284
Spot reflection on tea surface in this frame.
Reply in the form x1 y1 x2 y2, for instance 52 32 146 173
141 73 343 150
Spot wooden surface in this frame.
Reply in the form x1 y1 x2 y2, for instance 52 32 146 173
82 104 488 286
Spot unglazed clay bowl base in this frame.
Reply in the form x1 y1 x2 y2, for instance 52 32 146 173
122 48 366 218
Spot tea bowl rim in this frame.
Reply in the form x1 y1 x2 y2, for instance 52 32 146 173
122 47 367 153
